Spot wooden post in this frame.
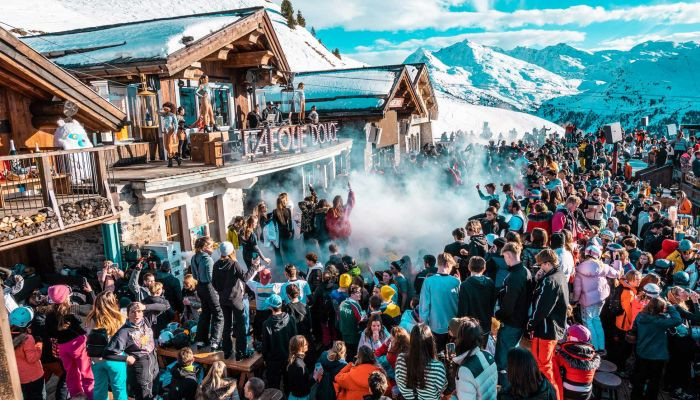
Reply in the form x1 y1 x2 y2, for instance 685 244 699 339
0 296 23 400
38 154 54 207
94 149 109 197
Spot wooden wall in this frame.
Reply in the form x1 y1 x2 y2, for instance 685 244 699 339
377 110 399 148
0 87 54 153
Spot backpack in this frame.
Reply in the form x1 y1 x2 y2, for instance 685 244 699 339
607 284 625 317
86 328 110 358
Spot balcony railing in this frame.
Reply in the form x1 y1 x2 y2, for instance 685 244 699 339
0 147 117 247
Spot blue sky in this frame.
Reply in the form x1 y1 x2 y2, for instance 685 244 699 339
290 0 700 64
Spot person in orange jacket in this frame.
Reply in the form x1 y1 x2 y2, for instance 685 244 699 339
334 345 382 400
610 270 643 374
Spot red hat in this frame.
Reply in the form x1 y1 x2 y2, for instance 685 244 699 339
259 269 272 285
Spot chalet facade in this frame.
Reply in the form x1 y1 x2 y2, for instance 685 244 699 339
20 8 352 266
0 26 129 271
259 63 439 171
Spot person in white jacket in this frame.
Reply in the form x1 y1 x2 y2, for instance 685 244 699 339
452 318 497 400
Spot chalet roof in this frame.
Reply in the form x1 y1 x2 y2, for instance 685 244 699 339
0 27 126 131
261 64 426 118
20 7 289 76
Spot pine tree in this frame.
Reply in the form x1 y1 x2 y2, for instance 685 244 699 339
281 0 296 28
332 48 341 59
296 10 306 27
310 27 316 37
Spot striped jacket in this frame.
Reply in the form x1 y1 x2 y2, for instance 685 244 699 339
395 353 447 400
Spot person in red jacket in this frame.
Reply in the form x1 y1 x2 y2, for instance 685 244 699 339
527 202 553 237
326 183 356 247
553 324 601 400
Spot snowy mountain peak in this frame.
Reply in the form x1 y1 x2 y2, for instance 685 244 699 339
407 39 579 111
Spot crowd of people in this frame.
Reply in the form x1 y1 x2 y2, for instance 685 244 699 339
4 126 700 400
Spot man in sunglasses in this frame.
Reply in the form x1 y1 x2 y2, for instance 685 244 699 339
667 240 698 289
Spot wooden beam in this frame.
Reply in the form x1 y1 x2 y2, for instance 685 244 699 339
0 68 50 99
202 49 231 61
224 50 273 68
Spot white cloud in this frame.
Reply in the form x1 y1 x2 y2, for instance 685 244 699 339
597 31 700 50
356 29 586 52
292 1 700 32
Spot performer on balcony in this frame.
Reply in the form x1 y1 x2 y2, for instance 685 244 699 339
196 75 216 132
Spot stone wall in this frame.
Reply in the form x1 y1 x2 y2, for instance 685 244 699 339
117 181 244 250
50 225 105 269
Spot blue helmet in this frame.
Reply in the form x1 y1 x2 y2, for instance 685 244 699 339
9 306 34 328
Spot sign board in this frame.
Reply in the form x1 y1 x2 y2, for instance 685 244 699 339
368 126 383 144
388 98 404 108
640 116 649 126
667 124 678 137
242 122 339 156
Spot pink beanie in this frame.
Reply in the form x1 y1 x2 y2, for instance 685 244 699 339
48 285 71 304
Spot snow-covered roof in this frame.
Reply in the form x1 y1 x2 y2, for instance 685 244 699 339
261 65 408 117
20 8 258 68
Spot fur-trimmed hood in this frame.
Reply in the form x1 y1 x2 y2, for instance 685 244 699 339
557 341 600 371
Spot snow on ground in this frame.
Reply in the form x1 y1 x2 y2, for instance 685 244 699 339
433 95 564 142
3 0 364 72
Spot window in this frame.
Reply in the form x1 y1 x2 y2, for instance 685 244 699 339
179 82 235 129
205 197 220 242
164 207 185 249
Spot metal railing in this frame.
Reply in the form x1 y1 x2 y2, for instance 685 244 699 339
0 147 116 245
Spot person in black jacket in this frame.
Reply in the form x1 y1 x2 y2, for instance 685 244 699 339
466 220 489 267
458 256 496 347
283 335 315 399
105 301 168 400
262 294 298 389
526 249 569 400
212 241 262 360
142 282 170 339
494 242 533 388
157 262 183 315
167 347 202 400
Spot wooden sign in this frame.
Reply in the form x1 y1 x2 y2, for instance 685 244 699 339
388 98 404 108
243 122 339 156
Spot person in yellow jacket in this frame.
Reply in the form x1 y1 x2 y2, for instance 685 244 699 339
380 285 401 324
667 239 696 274
226 216 245 249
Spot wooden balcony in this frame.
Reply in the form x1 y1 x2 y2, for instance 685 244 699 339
0 147 119 249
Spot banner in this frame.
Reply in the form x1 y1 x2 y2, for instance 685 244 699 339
242 122 339 156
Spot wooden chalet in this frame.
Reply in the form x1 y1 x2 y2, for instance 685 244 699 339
0 26 127 256
259 63 438 170
22 7 290 151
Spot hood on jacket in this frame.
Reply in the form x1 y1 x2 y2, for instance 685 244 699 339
528 211 553 222
267 312 291 330
470 235 487 247
661 239 679 253
468 275 493 289
557 342 601 371
172 363 199 380
576 259 606 277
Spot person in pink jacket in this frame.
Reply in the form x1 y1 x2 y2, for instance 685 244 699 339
573 245 623 351
326 184 356 247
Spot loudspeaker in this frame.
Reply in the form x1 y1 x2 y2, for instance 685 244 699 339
641 116 649 126
368 126 382 144
603 122 623 143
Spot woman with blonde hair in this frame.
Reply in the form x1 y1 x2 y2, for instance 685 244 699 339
240 215 271 268
196 361 237 400
85 291 127 400
272 192 295 264
182 274 201 322
315 341 348 400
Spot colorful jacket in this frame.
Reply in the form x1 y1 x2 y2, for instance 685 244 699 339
326 191 355 240
452 347 497 400
614 281 642 332
553 341 600 400
334 363 381 400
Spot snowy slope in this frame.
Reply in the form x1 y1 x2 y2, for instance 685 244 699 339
2 0 363 72
536 41 700 133
433 94 564 142
503 43 604 79
405 40 579 112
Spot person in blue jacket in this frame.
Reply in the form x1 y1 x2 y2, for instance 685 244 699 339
629 295 682 400
419 253 460 352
